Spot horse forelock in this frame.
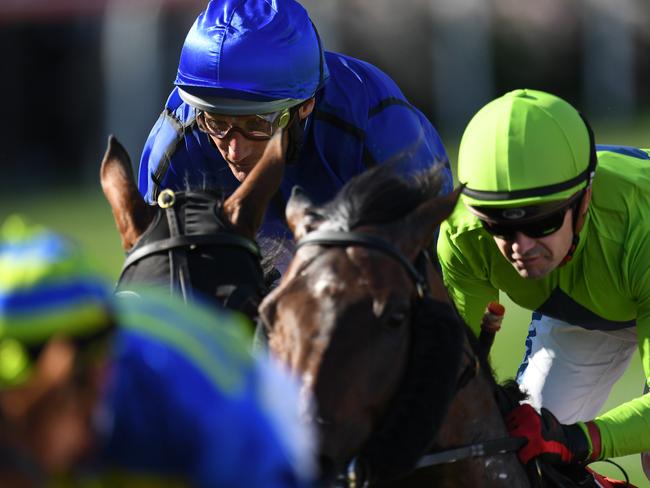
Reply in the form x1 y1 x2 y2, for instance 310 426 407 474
318 163 445 230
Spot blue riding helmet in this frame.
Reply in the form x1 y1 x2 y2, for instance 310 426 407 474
175 0 329 115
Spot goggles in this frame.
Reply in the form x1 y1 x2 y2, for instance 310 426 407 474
478 198 579 241
196 108 291 141
0 327 114 390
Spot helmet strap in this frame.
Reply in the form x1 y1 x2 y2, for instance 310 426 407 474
559 189 589 267
559 113 596 268
559 234 579 267
286 106 306 165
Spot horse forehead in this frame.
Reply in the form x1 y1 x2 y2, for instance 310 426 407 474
346 246 412 286
311 266 349 295
306 248 387 294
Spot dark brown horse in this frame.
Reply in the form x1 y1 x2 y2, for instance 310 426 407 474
260 164 530 487
100 133 285 322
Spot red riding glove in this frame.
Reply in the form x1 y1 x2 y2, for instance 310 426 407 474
505 404 601 465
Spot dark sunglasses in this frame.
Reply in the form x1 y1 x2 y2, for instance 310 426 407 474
479 203 575 240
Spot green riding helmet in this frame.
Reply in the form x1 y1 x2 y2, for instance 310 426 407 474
459 89 596 209
0 216 114 388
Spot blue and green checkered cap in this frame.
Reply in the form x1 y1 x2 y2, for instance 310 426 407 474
0 216 113 388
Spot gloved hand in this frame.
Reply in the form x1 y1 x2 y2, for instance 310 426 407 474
505 404 601 465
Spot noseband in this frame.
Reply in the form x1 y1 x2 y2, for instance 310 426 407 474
118 189 261 303
297 229 524 487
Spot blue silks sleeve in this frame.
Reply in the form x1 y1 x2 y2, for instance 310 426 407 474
97 293 314 487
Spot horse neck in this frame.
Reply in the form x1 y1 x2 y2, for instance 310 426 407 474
424 259 526 483
428 337 530 487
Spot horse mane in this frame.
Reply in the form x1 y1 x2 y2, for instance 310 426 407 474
257 236 292 286
360 295 466 482
361 303 527 482
461 324 527 413
316 162 446 230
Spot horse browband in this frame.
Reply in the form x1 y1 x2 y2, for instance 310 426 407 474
296 230 428 298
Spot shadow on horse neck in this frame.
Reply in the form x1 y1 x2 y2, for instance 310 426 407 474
100 134 285 325
260 163 530 487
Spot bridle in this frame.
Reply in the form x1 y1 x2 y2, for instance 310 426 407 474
117 189 262 303
296 229 525 487
297 230 428 298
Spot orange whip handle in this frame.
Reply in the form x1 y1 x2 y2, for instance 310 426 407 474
478 301 505 357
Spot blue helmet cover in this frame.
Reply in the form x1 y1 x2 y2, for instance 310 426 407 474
175 0 328 102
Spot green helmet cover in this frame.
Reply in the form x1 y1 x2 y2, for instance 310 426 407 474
0 216 113 388
459 89 593 208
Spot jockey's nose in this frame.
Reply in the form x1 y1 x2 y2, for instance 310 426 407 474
511 232 537 255
226 131 251 162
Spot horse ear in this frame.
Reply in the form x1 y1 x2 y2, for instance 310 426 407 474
404 185 463 249
100 135 154 251
286 186 323 240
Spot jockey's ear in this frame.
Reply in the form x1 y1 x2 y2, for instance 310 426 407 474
100 135 154 251
286 186 323 240
297 97 316 120
400 185 462 255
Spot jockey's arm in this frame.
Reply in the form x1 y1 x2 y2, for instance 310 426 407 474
363 97 453 193
138 90 202 203
436 218 499 335
592 309 650 459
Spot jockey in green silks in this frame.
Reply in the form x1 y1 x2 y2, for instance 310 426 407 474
437 89 650 476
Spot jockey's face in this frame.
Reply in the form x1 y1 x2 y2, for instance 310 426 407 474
492 208 575 279
0 338 106 481
210 98 316 182
212 129 269 182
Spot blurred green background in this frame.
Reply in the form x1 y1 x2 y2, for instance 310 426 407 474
2 117 648 485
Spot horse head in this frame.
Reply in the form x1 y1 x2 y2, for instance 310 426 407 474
100 134 285 322
260 163 470 483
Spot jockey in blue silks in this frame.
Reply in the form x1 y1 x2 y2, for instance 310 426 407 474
0 217 313 487
138 0 452 271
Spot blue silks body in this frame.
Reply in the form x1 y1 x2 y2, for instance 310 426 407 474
139 51 453 244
